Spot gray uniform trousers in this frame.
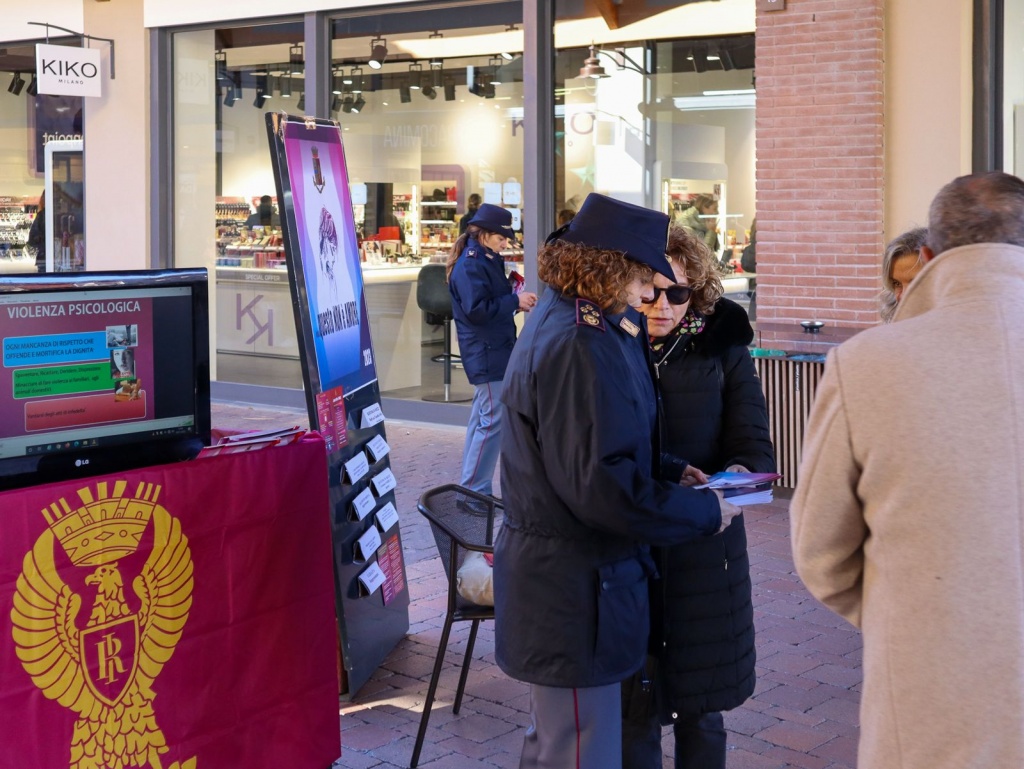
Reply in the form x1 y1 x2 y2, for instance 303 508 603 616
520 682 622 769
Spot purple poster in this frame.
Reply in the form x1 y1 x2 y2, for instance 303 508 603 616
281 121 376 394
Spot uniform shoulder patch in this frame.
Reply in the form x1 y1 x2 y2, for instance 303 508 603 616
575 298 605 331
467 248 478 258
619 317 641 337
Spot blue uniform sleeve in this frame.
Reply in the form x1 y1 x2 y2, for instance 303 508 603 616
449 255 519 325
535 331 722 544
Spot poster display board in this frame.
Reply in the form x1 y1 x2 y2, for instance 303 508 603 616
265 113 409 697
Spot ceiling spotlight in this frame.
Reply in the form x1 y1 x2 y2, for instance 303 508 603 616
341 96 354 114
351 94 366 113
332 69 344 95
26 74 37 96
342 68 353 85
443 78 456 101
718 46 735 71
280 74 292 98
368 37 388 70
408 62 423 90
289 43 303 66
331 93 343 113
489 56 504 86
421 84 437 100
253 75 269 108
223 86 237 107
351 66 364 94
579 45 607 79
501 51 515 61
8 72 25 95
297 92 305 111
215 51 228 82
429 31 444 68
399 81 412 103
692 46 709 73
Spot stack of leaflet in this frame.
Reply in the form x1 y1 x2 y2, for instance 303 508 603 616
197 426 307 458
694 471 782 505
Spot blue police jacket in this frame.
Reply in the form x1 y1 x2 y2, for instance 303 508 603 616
493 288 723 688
447 237 520 385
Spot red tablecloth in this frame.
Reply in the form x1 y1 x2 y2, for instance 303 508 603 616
0 435 340 768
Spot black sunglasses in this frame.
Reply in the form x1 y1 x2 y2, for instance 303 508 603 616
641 284 694 305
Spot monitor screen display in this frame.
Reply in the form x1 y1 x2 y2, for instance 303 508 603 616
0 269 211 490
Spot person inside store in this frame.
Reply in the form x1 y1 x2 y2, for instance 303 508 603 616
245 195 280 229
622 226 775 769
740 217 757 319
493 192 743 769
557 208 576 227
458 193 482 236
27 190 46 272
879 226 927 323
446 203 537 498
677 194 721 264
791 170 1024 769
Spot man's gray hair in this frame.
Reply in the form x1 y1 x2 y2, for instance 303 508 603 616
928 171 1024 255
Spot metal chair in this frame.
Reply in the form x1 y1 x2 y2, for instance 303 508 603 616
415 264 468 403
410 484 501 768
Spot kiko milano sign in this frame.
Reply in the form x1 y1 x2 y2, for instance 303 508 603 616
35 44 103 98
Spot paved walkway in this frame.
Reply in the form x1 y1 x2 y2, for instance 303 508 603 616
213 401 861 769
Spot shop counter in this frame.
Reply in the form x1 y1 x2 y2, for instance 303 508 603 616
0 437 341 769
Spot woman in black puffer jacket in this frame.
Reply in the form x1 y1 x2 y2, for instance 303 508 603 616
622 226 775 769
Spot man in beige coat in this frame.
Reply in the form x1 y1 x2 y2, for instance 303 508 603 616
791 171 1024 769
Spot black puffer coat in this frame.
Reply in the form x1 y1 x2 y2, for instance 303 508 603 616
651 297 774 721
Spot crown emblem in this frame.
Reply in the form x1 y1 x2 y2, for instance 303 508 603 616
41 480 161 566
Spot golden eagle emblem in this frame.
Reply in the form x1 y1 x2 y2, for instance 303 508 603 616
10 479 197 769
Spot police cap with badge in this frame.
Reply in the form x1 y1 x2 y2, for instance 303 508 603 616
468 203 515 238
545 192 675 282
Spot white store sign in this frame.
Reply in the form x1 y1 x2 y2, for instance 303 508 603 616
36 44 102 98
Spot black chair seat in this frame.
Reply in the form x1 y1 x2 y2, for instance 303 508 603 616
415 265 468 403
410 484 501 768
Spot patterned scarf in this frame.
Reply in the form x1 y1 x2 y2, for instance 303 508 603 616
650 309 706 365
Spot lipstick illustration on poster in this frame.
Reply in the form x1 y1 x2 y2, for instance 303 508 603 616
311 146 325 193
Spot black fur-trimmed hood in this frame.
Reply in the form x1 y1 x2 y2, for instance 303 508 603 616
690 297 753 356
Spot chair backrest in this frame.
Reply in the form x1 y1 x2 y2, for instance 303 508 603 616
416 263 453 323
417 484 502 611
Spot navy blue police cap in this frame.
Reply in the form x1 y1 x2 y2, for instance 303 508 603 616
546 193 674 282
468 203 514 238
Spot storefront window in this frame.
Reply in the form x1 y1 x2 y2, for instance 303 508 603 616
172 21 306 389
0 39 83 275
330 4 524 401
554 31 756 308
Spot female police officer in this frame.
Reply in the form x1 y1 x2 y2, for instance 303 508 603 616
447 203 537 497
493 193 741 768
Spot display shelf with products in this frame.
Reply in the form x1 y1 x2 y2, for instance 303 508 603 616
0 197 39 272
215 196 286 268
418 182 458 257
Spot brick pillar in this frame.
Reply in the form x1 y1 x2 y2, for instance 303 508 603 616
755 0 884 347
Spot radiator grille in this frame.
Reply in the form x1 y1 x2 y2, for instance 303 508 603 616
753 356 826 489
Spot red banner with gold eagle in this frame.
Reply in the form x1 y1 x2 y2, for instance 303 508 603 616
0 435 340 769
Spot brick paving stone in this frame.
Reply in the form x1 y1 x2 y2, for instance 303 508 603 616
211 404 859 769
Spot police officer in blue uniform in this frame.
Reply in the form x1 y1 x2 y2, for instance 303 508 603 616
446 203 537 497
494 193 742 769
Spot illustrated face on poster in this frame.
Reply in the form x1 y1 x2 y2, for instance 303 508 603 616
282 123 376 395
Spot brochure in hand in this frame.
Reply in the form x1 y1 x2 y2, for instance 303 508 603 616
694 471 781 490
508 270 525 295
695 471 781 506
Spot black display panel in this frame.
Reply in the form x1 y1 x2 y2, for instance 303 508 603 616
0 269 211 490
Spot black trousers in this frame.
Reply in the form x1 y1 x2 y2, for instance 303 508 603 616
622 705 726 769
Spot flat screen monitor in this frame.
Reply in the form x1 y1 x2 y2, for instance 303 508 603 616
0 268 211 491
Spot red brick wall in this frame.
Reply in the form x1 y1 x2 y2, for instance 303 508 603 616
755 0 884 346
